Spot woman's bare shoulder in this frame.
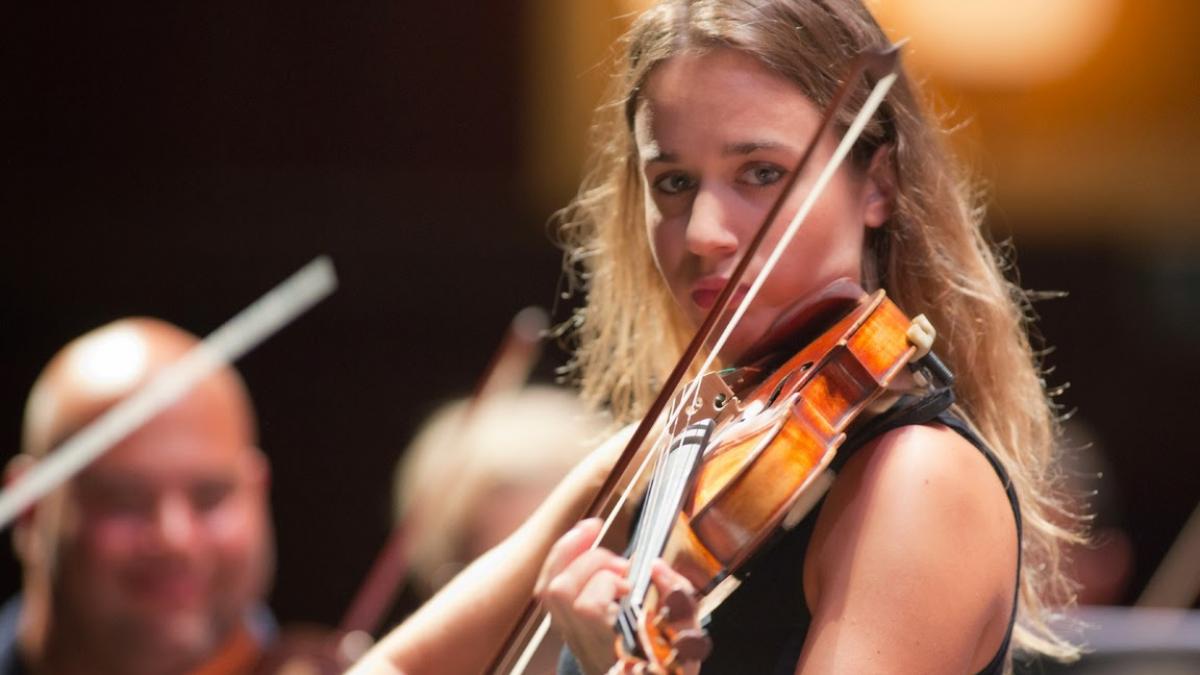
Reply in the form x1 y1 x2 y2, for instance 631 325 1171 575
834 422 1016 537
796 423 1018 674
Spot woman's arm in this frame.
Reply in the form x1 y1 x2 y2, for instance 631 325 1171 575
348 426 635 675
796 423 1019 674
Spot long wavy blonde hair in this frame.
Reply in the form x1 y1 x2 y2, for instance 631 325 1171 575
553 0 1083 666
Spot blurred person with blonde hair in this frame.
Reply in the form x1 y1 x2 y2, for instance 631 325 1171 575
391 386 606 673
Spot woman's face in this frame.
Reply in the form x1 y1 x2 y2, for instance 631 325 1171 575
634 48 890 361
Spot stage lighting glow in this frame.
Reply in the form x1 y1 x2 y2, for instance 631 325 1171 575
868 0 1120 87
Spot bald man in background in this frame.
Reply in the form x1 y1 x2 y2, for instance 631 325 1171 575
2 318 276 675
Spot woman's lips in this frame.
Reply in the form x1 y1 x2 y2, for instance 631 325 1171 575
691 288 720 310
691 280 748 311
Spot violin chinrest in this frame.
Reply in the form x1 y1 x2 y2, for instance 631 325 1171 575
738 278 867 365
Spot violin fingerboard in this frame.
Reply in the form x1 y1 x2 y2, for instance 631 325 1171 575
624 419 714 611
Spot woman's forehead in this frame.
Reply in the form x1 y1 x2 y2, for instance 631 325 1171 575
633 49 821 155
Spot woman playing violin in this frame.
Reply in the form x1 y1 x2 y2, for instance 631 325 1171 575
350 1 1082 673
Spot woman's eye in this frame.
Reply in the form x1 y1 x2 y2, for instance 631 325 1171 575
653 172 696 195
740 164 785 186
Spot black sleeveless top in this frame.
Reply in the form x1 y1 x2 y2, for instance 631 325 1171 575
560 389 1022 675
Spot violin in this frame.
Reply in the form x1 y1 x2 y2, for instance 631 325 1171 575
612 281 947 673
489 45 924 674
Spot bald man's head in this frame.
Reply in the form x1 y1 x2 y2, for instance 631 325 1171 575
11 318 274 675
21 318 257 459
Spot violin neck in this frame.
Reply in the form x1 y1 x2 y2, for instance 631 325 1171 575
624 418 714 609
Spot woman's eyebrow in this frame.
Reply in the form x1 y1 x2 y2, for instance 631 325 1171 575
643 149 677 165
642 140 791 166
723 140 789 155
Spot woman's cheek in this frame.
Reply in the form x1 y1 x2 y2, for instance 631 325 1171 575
647 215 677 272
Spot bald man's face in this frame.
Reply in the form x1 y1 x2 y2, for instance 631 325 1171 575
47 380 272 671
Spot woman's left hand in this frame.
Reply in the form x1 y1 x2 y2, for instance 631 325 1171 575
537 518 631 675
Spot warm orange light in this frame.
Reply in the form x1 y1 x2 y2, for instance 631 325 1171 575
618 0 655 15
868 0 1120 87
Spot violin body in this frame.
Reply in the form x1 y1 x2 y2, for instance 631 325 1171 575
668 287 915 588
625 286 924 672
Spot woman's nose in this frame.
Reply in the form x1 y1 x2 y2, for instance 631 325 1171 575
685 186 740 259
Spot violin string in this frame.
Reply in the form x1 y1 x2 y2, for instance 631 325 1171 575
634 422 709 606
628 442 671 604
614 388 690 600
628 428 670 584
629 413 691 605
629 381 704 586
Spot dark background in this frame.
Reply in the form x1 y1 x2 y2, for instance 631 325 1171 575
0 2 562 626
2 1 1197 634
